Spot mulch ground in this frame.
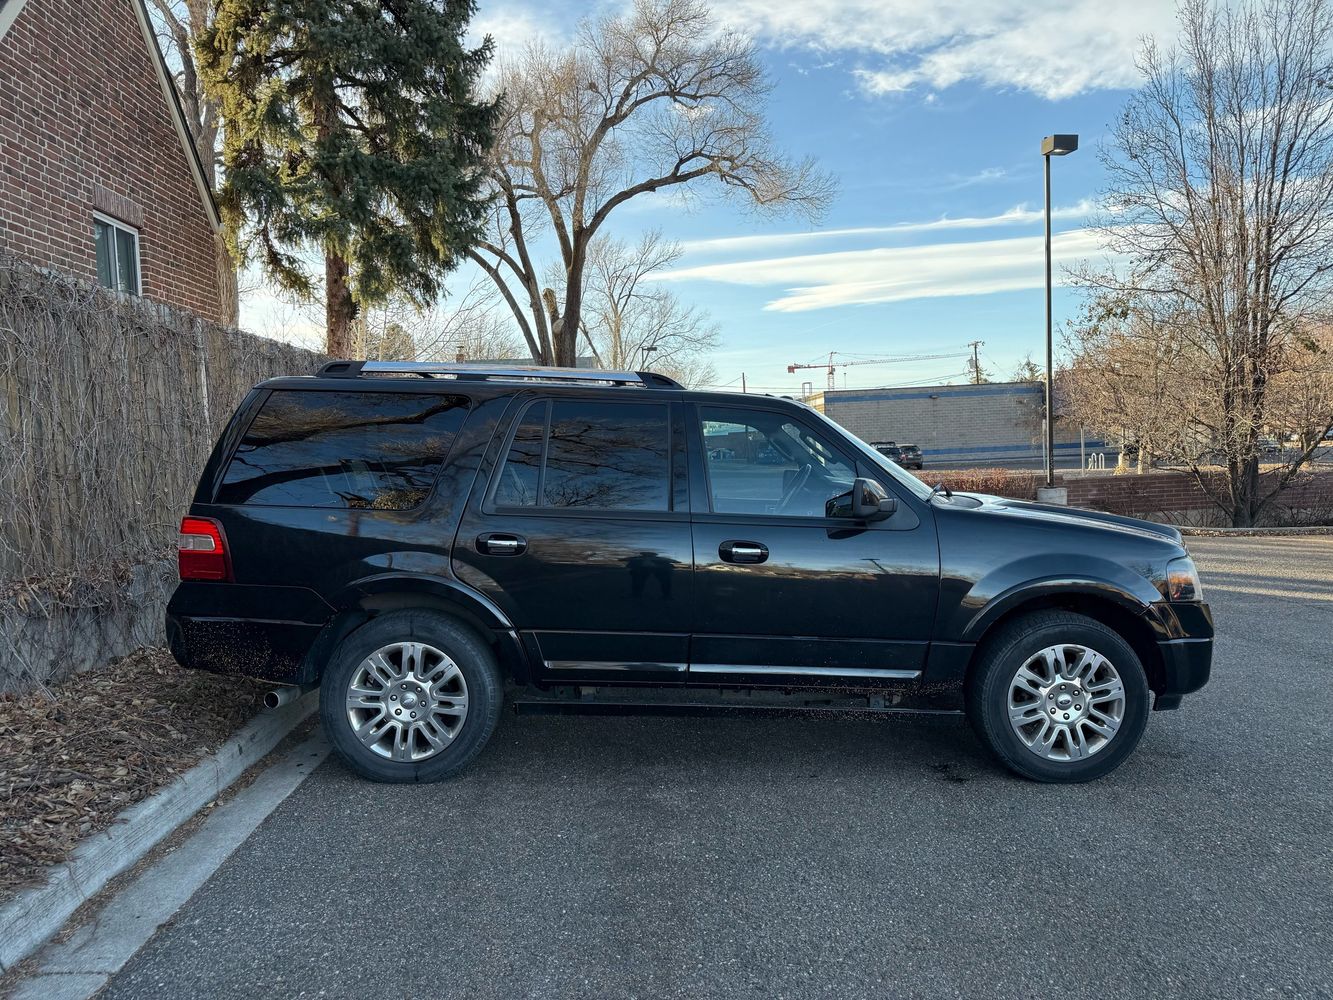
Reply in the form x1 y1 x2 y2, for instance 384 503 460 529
0 649 272 899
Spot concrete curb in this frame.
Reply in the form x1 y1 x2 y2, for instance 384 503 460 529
1181 525 1333 537
12 733 330 1000
0 688 319 973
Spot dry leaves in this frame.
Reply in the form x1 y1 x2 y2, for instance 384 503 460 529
0 648 269 898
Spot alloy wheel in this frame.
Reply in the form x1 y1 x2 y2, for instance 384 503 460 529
344 642 469 762
1006 643 1126 762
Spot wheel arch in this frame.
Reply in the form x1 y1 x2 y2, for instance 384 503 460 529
302 574 532 685
964 590 1167 696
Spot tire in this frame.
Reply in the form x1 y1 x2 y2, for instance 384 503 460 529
965 611 1150 783
319 610 503 783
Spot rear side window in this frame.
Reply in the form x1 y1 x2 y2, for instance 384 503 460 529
216 390 468 509
493 399 670 511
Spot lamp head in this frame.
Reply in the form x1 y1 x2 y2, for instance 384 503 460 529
1041 134 1079 156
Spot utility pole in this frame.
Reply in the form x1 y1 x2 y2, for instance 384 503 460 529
968 340 984 384
741 372 747 394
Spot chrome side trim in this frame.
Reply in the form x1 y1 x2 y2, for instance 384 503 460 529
544 660 688 673
689 664 923 680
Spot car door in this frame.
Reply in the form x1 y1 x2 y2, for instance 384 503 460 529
687 401 939 687
452 394 691 685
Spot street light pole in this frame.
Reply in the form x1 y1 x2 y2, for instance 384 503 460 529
1044 150 1054 488
1040 133 1078 494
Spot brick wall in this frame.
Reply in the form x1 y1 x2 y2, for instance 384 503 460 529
920 467 1333 526
0 0 222 320
819 381 1100 465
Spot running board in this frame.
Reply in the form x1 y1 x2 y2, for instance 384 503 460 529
510 684 963 718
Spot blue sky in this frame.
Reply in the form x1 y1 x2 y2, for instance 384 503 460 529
244 0 1178 392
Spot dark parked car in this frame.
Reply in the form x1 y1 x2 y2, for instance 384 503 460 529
897 443 923 470
871 441 901 463
168 362 1213 784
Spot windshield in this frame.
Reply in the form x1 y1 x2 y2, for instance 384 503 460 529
800 404 935 500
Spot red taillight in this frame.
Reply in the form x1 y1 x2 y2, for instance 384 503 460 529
178 516 232 582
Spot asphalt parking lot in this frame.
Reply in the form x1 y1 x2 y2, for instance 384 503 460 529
98 537 1333 1000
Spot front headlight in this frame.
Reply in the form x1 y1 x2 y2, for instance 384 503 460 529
1165 556 1202 602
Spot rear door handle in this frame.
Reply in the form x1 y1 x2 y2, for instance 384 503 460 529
477 532 527 556
720 540 768 564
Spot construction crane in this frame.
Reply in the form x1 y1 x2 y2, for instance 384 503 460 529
787 350 972 390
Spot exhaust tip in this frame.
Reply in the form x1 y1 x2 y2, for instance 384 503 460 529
263 684 316 710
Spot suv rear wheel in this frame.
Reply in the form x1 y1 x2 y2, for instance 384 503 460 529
320 611 503 782
966 611 1150 782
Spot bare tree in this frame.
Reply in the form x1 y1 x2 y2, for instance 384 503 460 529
145 0 239 324
1265 325 1333 453
575 232 717 386
1063 292 1197 474
351 312 416 362
1081 0 1333 525
471 0 832 366
357 277 526 364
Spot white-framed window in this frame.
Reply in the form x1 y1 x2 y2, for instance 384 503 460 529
93 214 141 295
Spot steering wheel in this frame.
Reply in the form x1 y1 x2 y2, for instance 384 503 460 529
776 463 814 514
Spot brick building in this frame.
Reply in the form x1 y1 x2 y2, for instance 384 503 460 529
0 0 224 320
810 380 1106 467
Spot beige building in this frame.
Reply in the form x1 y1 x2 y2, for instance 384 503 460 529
809 380 1101 467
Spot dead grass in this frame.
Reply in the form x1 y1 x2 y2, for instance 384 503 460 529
0 649 270 898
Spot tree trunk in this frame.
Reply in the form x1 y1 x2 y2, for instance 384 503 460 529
1229 455 1261 527
214 234 239 327
555 287 581 367
554 247 588 367
310 82 354 357
325 251 356 357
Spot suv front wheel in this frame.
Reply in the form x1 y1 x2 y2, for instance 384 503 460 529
966 611 1150 782
320 610 503 782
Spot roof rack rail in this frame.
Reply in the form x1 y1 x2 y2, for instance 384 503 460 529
315 360 683 389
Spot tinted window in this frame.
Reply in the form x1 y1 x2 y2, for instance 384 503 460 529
216 391 467 508
493 400 670 511
700 406 855 517
493 402 546 507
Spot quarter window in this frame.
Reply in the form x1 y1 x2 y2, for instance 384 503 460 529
216 391 468 508
94 216 140 295
493 400 670 512
700 406 856 518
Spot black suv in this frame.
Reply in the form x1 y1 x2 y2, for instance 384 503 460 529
168 362 1213 784
897 443 924 470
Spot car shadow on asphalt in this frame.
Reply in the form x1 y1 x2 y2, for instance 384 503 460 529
316 708 1196 792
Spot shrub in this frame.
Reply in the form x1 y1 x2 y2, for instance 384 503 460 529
910 468 1039 500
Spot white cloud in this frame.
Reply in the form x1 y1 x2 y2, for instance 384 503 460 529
468 5 568 55
720 0 1177 99
657 229 1112 312
947 166 1009 189
680 200 1099 255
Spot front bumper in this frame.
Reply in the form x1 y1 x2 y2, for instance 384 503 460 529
1151 601 1213 710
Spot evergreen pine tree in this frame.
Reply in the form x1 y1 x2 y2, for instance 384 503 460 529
197 0 497 355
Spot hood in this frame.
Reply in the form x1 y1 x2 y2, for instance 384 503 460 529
949 493 1184 546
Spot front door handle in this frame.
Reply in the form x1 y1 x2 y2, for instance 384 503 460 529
720 540 768 564
477 532 527 556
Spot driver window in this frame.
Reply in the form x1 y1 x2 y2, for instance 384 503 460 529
700 407 856 517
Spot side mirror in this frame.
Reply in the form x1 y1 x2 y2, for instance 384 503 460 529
826 478 897 521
